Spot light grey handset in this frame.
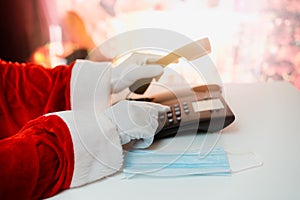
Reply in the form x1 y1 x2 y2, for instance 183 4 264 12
129 38 211 94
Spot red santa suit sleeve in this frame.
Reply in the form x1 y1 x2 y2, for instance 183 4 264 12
0 60 123 200
0 60 73 139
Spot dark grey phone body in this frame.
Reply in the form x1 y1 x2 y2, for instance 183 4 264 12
130 85 235 139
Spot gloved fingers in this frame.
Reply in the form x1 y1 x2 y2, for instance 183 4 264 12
106 100 168 124
128 101 168 132
111 64 164 93
111 52 164 93
130 117 157 149
120 122 156 146
131 105 160 136
145 54 162 64
127 103 159 129
125 103 159 142
150 102 170 113
119 134 131 145
104 100 163 147
133 101 170 113
132 137 154 149
127 64 163 81
127 53 162 65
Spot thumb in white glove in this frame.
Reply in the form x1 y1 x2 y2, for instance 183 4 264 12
111 53 163 93
104 100 169 148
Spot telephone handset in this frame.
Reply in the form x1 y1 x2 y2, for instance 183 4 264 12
129 38 211 94
128 84 235 139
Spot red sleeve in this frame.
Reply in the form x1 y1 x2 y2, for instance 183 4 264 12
0 115 74 200
0 60 74 139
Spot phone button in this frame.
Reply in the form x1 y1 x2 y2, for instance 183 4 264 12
175 111 181 116
184 109 190 114
174 107 180 112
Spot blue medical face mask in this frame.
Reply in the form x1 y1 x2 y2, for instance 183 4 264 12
123 147 231 178
123 147 263 178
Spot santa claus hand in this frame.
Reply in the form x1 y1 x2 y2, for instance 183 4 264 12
103 100 169 148
111 53 163 93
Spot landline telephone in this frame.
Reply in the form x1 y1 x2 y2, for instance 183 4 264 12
128 84 235 139
126 38 235 139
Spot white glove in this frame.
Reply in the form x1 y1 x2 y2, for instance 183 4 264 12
111 53 163 93
104 100 169 148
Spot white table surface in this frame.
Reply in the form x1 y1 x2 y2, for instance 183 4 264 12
50 81 300 200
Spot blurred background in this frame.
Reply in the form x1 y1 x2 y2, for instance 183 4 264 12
1 0 300 90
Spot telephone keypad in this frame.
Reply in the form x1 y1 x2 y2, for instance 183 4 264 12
164 102 192 125
129 84 236 140
163 99 227 126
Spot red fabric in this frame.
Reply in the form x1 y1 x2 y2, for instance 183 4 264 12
0 60 73 139
0 60 75 199
0 115 74 200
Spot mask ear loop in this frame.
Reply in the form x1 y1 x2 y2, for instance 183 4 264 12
225 150 264 174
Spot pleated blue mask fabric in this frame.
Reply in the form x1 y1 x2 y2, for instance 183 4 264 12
123 146 231 178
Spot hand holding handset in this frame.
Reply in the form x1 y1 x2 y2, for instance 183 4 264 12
129 38 211 94
125 38 235 138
